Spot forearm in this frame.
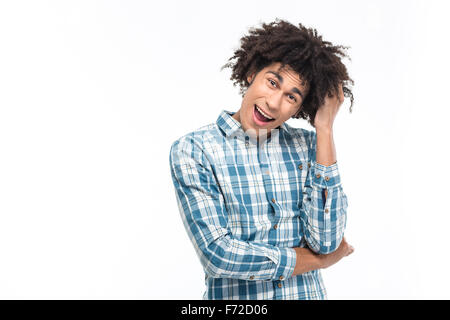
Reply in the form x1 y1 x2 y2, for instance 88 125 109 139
316 128 336 166
301 172 348 254
292 247 322 276
202 235 296 281
316 128 336 199
293 238 354 276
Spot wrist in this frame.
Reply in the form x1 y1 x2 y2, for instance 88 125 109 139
315 126 333 135
293 247 323 275
316 254 326 269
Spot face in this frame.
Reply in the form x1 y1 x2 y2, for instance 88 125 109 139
232 62 308 139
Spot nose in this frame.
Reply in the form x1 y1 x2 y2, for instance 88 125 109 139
265 90 283 112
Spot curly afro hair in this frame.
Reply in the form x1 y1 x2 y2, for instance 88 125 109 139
221 19 354 126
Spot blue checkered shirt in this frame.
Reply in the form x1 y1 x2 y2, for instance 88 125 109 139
169 110 348 300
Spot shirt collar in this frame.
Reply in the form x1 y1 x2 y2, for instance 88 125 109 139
216 109 289 139
216 110 242 138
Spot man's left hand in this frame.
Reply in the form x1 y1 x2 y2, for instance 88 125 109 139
313 84 345 131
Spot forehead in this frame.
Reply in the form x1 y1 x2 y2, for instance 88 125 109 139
263 62 307 87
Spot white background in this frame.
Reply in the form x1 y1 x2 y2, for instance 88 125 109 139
1 0 449 299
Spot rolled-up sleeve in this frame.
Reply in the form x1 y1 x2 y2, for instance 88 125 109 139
169 135 296 281
300 130 348 254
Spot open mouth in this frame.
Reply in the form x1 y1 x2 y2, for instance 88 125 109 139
253 104 275 124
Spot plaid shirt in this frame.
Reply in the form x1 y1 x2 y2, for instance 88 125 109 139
169 110 348 300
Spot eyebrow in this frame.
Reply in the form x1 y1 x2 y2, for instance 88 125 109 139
265 71 304 99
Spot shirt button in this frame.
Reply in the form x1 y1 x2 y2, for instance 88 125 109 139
316 173 321 179
298 164 303 170
265 170 270 175
308 163 311 168
279 275 285 280
271 198 276 203
249 275 255 280
245 142 249 147
277 283 282 288
273 224 278 230
325 176 330 181
324 208 329 213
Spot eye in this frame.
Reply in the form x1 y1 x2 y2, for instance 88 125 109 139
288 94 297 102
268 78 277 87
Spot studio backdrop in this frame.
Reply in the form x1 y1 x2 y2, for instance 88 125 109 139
0 0 449 299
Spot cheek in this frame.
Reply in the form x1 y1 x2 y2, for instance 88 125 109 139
243 90 256 108
279 107 296 121
248 82 269 97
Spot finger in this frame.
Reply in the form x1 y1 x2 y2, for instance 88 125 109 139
347 245 354 256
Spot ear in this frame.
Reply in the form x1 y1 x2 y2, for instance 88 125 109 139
247 73 256 86
291 105 302 119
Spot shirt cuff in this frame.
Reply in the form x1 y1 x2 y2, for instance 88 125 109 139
272 247 296 281
312 161 342 189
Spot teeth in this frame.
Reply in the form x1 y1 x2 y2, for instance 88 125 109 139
256 105 274 120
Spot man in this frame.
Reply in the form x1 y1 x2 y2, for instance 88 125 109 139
169 19 354 300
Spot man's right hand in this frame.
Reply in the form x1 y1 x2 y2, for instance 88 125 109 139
292 237 354 276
